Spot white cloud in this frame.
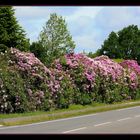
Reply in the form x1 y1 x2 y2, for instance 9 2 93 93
74 33 101 53
65 7 103 32
66 7 103 22
95 7 140 31
14 6 140 53
14 6 54 20
14 6 78 43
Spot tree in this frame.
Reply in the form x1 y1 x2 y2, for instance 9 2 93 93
99 31 119 58
0 6 30 52
87 50 100 58
30 41 46 63
98 25 140 63
118 25 140 60
31 13 76 67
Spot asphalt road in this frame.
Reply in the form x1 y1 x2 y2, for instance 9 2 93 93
1 106 140 134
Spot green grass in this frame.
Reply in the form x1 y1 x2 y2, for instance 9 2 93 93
112 58 124 63
1 99 140 126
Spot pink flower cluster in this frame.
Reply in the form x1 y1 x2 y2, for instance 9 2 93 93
10 48 61 96
54 53 140 91
88 55 124 81
2 47 140 113
129 71 138 89
120 60 140 89
120 60 140 75
10 48 51 75
9 48 140 102
56 54 124 82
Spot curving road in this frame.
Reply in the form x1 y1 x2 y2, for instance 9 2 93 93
1 106 140 134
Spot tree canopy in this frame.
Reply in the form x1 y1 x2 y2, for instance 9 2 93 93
30 13 76 67
0 6 30 52
97 25 140 63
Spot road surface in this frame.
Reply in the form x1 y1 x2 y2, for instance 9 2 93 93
1 106 140 134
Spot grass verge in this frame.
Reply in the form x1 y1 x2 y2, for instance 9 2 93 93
1 99 140 126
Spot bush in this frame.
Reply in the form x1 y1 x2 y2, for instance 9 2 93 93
1 47 140 114
0 44 8 53
0 67 28 113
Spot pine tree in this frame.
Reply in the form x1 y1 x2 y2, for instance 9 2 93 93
0 6 30 52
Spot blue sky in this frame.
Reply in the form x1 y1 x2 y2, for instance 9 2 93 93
14 6 140 53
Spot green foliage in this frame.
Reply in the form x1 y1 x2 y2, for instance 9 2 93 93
0 48 140 114
99 31 119 58
112 58 124 63
86 51 100 58
0 44 8 53
2 8 140 114
91 76 134 104
135 89 140 100
59 56 67 66
68 65 93 105
0 54 28 113
30 41 45 63
52 72 75 109
78 93 92 105
0 51 53 113
98 25 140 63
0 6 30 51
31 13 76 67
72 65 85 86
118 25 140 60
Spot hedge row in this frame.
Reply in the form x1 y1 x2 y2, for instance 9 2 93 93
0 48 140 113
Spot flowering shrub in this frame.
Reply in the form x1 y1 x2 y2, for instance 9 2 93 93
120 60 140 75
51 69 75 108
9 48 51 75
54 54 124 83
0 68 28 113
9 48 60 111
119 60 140 99
1 48 140 113
8 48 76 110
120 60 139 89
53 54 140 103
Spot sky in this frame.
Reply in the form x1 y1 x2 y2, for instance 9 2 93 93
14 6 140 53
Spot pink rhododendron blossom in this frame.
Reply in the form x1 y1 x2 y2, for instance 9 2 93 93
120 60 140 75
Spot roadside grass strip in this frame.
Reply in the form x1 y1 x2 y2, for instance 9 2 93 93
1 100 140 126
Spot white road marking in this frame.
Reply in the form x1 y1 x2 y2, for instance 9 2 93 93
94 122 112 127
117 117 131 122
116 106 140 111
63 127 87 133
134 115 140 118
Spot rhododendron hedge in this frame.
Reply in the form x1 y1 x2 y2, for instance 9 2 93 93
53 54 140 103
0 48 140 113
